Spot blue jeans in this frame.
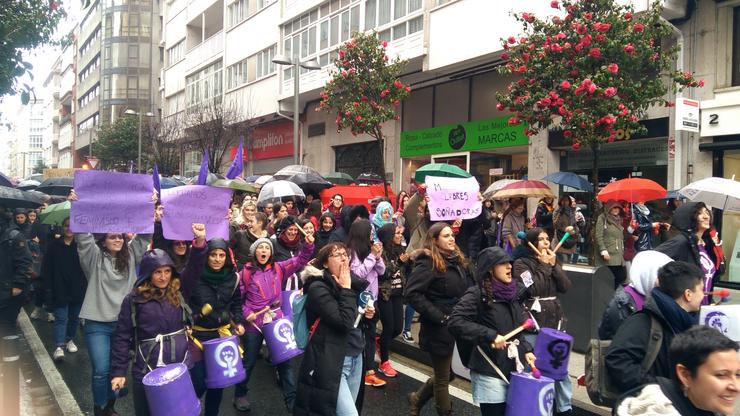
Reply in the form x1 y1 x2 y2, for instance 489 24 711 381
523 333 573 412
234 331 296 409
336 354 362 416
53 303 82 347
84 320 117 407
403 304 415 333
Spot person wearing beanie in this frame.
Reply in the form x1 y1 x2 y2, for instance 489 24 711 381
513 227 573 416
179 223 245 416
232 229 314 412
110 247 193 416
449 247 535 416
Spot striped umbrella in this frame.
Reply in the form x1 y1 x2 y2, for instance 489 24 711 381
492 180 554 200
483 179 521 198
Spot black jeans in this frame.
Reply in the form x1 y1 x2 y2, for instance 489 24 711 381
189 360 224 416
377 295 403 362
0 295 25 338
608 265 627 289
132 377 149 416
362 315 378 373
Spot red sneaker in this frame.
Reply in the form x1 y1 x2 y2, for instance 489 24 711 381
364 371 387 387
378 360 398 378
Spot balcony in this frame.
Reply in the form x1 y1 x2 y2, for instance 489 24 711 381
76 129 93 150
185 30 223 72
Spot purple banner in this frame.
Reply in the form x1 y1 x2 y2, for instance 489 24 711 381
161 185 232 241
71 170 154 234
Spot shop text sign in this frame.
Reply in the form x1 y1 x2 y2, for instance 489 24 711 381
427 176 482 221
400 116 528 157
676 98 700 133
249 121 296 160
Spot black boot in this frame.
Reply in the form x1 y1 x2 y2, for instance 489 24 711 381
103 399 119 416
408 377 434 416
435 404 452 416
93 406 105 416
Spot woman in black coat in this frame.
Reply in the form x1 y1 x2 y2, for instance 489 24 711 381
405 222 475 416
448 247 535 416
293 242 373 416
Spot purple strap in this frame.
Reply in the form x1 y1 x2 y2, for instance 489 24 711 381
623 285 645 311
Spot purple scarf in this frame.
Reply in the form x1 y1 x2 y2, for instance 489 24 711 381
492 279 518 302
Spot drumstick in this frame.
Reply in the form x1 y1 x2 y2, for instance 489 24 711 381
254 306 271 316
295 224 308 237
501 319 535 341
517 231 541 256
531 365 542 379
553 226 575 253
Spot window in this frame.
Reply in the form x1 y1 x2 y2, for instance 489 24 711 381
733 7 740 86
79 55 101 82
29 135 43 149
186 61 223 109
79 26 101 56
228 0 276 28
167 40 185 66
78 85 100 108
128 44 139 65
77 113 100 134
226 59 247 89
365 0 422 29
254 44 277 79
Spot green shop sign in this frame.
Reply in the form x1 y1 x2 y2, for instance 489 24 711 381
400 116 528 157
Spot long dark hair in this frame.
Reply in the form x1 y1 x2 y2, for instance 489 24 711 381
95 233 131 273
346 219 372 261
423 222 467 273
377 223 403 259
306 200 323 219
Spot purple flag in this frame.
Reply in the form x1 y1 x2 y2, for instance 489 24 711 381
70 170 154 234
225 137 244 179
152 163 161 199
197 148 209 185
161 185 232 240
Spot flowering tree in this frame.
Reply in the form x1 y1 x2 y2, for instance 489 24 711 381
496 0 702 198
319 32 411 197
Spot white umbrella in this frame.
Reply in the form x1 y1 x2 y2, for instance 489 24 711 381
679 176 740 212
483 179 520 198
255 175 273 186
257 180 305 204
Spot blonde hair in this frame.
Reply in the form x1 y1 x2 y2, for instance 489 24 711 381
236 200 257 225
136 277 181 307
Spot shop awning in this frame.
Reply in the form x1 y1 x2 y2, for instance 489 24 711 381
699 140 740 152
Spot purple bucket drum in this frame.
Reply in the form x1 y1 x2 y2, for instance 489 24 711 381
202 335 247 388
263 318 303 364
533 328 573 381
505 372 555 416
142 363 201 416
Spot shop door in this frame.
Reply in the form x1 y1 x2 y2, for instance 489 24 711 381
334 141 383 180
432 153 469 172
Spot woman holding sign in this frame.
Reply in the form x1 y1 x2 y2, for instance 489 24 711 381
180 223 245 416
513 227 573 416
405 222 475 416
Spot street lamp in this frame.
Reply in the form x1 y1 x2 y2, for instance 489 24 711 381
124 109 155 173
272 54 321 165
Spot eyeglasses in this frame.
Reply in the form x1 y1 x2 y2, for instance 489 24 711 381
107 235 124 241
173 241 188 246
330 252 349 259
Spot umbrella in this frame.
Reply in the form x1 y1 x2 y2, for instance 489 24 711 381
541 171 593 192
679 176 740 211
324 172 355 185
414 163 471 183
492 180 555 200
17 179 41 190
212 178 259 193
319 184 396 211
597 178 667 203
39 201 71 226
244 175 260 183
483 179 520 198
355 172 384 184
25 173 44 182
36 177 74 196
254 175 273 186
0 172 16 188
257 180 305 204
160 176 186 189
272 165 333 193
188 172 223 186
0 186 43 209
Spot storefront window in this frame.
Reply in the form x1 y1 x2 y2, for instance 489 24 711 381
720 149 740 283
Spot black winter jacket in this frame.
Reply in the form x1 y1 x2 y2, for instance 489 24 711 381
513 255 571 329
293 266 369 416
604 295 675 394
597 285 639 341
42 237 87 307
405 249 475 356
448 285 532 380
0 224 32 305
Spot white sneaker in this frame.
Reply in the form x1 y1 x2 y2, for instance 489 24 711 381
53 347 64 362
66 340 78 353
47 312 55 322
30 307 43 320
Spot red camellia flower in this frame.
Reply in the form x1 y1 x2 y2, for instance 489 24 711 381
589 48 601 58
552 16 561 24
572 141 581 151
517 65 527 73
355 115 363 122
522 12 535 23
556 32 566 40
595 34 605 42
380 89 390 98
608 63 619 74
587 83 597 94
551 0 559 8
551 44 563 53
633 23 645 33
405 86 411 92
594 22 611 32
563 130 573 138
698 79 705 87
584 12 593 20
353 102 360 107
624 43 635 53
569 70 579 77
624 12 633 20
507 36 516 44
604 87 617 97
501 52 509 60
393 79 403 88
382 41 388 48
560 80 571 90
496 102 505 111
508 117 520 125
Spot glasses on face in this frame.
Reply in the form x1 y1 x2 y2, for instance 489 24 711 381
334 198 343 203
108 235 124 241
173 241 187 246
330 252 349 259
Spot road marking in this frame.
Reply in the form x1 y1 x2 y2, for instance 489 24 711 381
390 359 475 405
18 310 82 416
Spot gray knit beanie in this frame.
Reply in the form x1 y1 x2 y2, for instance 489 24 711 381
250 237 273 259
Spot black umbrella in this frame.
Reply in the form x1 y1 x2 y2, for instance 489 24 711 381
0 172 15 188
355 172 384 184
272 165 333 194
0 186 43 209
160 176 186 189
36 177 74 196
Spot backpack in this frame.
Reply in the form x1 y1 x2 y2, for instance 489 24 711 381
585 314 663 408
291 291 319 349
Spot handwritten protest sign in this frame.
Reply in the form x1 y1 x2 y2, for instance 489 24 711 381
71 170 154 234
427 176 482 221
161 185 232 241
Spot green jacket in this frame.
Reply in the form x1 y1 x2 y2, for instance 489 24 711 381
595 214 626 267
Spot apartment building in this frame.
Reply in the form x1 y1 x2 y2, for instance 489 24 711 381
73 0 163 168
44 43 77 169
8 100 47 178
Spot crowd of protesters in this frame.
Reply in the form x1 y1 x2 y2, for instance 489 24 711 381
0 172 737 416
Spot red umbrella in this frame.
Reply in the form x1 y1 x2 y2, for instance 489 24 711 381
320 184 396 211
492 180 554 200
597 178 666 203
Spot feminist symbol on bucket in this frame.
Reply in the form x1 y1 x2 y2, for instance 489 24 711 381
538 384 555 416
274 319 298 350
547 339 570 370
214 340 240 377
704 311 730 335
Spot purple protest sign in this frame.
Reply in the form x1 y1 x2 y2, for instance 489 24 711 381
427 176 482 221
71 170 154 234
161 185 232 241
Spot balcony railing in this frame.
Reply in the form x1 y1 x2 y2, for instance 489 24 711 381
186 31 223 72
